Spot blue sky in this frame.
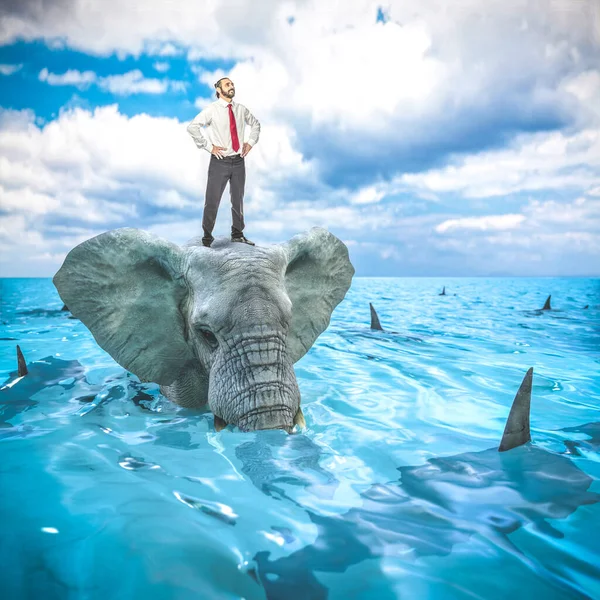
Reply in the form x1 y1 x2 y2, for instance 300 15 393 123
0 0 599 277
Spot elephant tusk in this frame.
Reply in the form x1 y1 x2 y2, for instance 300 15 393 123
293 407 306 429
214 415 228 432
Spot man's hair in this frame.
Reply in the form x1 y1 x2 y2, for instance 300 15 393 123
214 77 231 99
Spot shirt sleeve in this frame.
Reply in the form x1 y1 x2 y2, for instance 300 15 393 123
186 106 213 153
243 105 261 147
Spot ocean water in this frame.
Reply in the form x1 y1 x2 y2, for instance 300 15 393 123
1 276 599 600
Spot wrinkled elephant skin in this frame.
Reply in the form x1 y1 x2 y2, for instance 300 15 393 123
53 227 354 432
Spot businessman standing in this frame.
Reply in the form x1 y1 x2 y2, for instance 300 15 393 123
186 77 261 247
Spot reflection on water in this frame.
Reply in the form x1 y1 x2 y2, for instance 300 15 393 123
1 276 599 599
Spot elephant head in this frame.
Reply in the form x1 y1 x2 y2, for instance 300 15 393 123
52 227 354 432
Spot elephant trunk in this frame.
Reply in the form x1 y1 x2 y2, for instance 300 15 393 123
209 329 301 432
237 398 296 433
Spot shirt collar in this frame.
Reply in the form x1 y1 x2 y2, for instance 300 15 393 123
218 97 235 107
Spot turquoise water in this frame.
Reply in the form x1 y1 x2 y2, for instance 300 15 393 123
1 276 599 599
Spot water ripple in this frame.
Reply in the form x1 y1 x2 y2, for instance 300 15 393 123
0 276 599 599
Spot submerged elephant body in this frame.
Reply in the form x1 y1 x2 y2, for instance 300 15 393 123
53 227 354 432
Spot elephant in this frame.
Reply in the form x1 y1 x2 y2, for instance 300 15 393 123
52 227 354 432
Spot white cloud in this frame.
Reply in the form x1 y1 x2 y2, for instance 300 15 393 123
426 195 600 274
39 67 97 88
1 96 597 277
98 69 169 95
6 2 600 203
146 218 203 244
3 0 597 63
1 0 600 276
146 41 182 57
0 103 315 275
278 19 444 127
349 186 386 205
524 196 600 230
194 96 212 110
490 230 599 250
153 61 170 73
435 214 526 234
152 189 196 209
38 67 185 95
3 1 598 136
0 0 272 58
0 214 44 246
0 63 23 75
256 204 383 233
564 69 600 121
400 127 600 198
0 102 410 274
396 60 600 199
0 185 61 215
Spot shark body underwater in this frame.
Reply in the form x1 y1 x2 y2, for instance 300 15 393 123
236 370 600 599
0 347 157 431
2 351 599 599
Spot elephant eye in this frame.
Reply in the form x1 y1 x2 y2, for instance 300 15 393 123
198 327 218 347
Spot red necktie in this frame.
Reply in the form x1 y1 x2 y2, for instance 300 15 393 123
228 104 240 152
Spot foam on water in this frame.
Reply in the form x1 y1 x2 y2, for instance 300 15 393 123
1 276 599 599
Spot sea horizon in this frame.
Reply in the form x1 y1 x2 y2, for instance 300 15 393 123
2 275 600 279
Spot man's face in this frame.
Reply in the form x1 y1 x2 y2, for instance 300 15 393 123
220 79 235 98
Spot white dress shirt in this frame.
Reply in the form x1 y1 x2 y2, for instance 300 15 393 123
186 97 261 158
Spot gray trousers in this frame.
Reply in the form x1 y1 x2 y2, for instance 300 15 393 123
202 154 246 240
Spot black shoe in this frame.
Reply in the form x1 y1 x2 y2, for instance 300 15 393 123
231 235 255 246
202 237 213 248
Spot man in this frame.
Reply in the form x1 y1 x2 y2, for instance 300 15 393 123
186 76 261 247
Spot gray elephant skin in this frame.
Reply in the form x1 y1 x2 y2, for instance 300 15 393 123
52 227 354 432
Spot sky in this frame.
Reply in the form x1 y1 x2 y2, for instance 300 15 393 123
0 0 599 277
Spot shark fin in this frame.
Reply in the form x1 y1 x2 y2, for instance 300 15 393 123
369 303 383 331
16 345 28 377
499 367 533 452
542 295 551 310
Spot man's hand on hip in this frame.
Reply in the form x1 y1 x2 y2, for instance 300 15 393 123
241 143 253 158
211 145 226 159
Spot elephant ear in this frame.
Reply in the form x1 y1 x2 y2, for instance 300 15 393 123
53 228 194 386
283 227 354 363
